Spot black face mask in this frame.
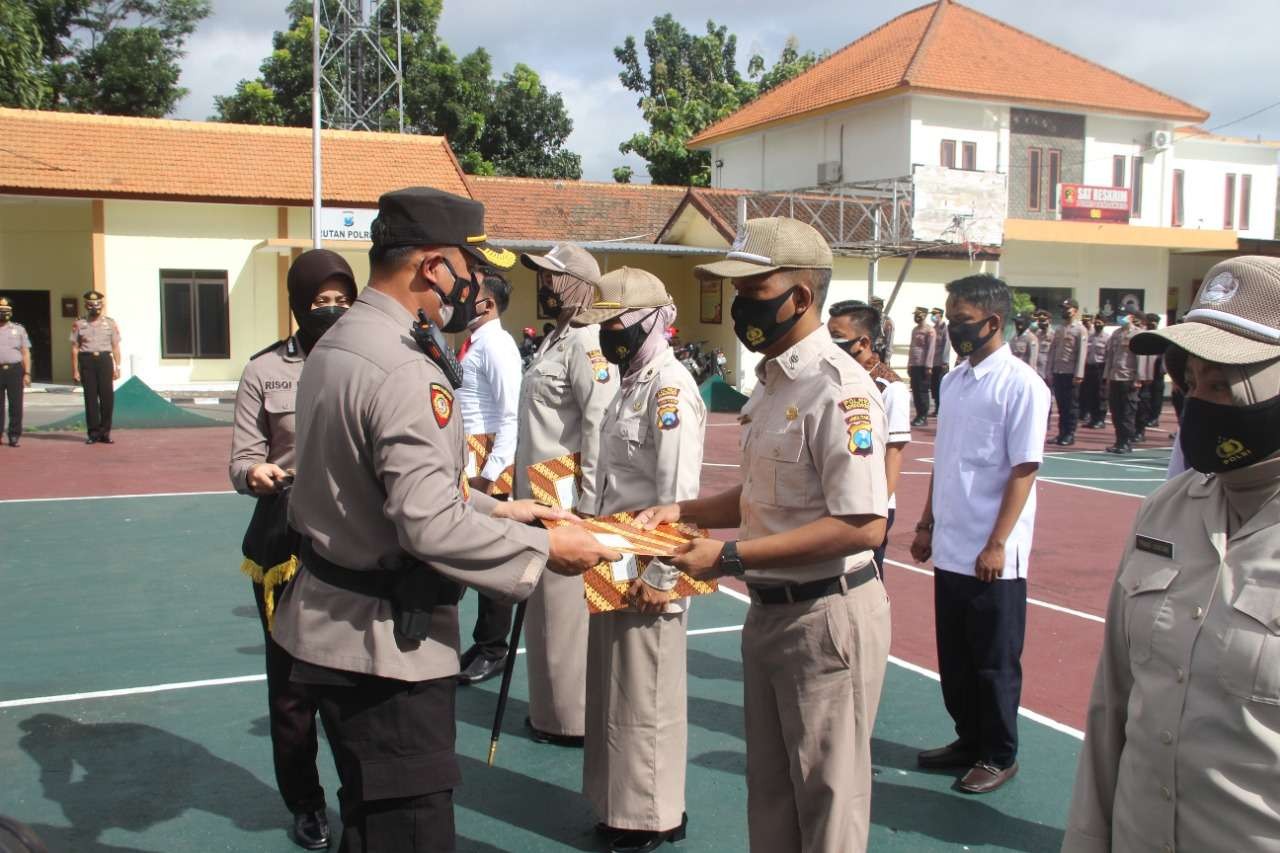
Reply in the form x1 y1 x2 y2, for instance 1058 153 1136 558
1014 323 1028 335
88 307 102 318
296 305 347 352
434 258 482 334
947 315 999 358
599 315 653 369
537 285 562 319
732 287 803 353
0 313 11 324
1178 394 1280 474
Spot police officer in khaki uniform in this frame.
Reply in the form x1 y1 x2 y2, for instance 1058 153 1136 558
1048 299 1088 446
1008 314 1039 368
271 188 617 853
639 218 891 853
0 298 32 447
1033 310 1053 382
1081 314 1109 428
1103 310 1153 454
907 306 936 426
228 249 356 850
929 307 951 415
517 242 620 744
1064 255 1280 853
573 268 705 853
69 291 121 444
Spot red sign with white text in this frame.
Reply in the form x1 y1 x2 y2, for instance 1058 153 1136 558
1060 184 1131 223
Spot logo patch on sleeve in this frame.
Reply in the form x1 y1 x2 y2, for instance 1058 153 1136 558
656 386 681 430
430 383 454 428
587 349 611 383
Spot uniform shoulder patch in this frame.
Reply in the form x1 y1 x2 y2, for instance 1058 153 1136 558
586 349 611 383
250 339 288 361
840 396 874 455
655 386 681 430
430 382 454 428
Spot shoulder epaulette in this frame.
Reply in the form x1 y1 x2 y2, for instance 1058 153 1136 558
250 339 288 361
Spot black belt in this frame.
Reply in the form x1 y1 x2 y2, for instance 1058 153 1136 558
300 539 398 599
78 351 108 357
0 363 18 369
748 563 879 606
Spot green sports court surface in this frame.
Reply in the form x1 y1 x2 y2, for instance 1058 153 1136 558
0 484 1128 853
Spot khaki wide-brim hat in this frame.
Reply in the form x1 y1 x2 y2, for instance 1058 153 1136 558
1132 256 1280 365
520 242 601 286
572 267 672 327
694 217 832 280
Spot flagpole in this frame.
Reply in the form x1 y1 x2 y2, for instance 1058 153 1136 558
311 0 322 249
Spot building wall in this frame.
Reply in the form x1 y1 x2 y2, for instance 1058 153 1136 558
1169 142 1278 238
909 97 1005 173
103 199 281 385
0 198 94 382
1000 240 1170 321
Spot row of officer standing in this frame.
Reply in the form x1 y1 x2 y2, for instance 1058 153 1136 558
230 186 898 853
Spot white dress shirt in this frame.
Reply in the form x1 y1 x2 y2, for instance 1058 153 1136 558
931 344 1050 579
458 318 523 481
873 376 912 510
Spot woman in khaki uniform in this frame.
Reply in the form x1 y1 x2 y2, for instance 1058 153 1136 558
1064 256 1280 853
517 243 620 742
573 268 705 853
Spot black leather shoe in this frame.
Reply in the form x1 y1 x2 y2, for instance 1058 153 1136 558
85 436 96 444
525 716 584 747
956 761 1019 794
1133 432 1145 443
910 416 927 427
610 814 688 852
99 435 114 444
458 654 504 685
292 809 330 850
7 437 17 447
917 740 978 769
1057 434 1075 446
459 644 481 671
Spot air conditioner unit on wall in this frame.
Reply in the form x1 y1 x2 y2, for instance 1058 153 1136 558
817 161 842 185
1147 130 1172 150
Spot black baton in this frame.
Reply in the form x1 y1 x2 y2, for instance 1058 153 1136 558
487 599 527 766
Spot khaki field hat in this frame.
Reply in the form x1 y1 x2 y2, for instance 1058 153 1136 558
521 242 601 286
573 267 673 327
694 217 832 280
1132 256 1280 364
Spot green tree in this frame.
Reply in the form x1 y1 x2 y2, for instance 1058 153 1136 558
0 1 50 108
32 0 210 115
612 166 633 184
216 1 580 179
615 16 820 186
1010 290 1036 318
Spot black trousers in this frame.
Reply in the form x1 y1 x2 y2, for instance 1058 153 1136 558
930 365 949 412
300 671 460 853
78 352 114 439
1108 380 1139 447
872 508 896 589
469 592 514 660
251 582 326 816
1080 364 1106 425
1051 373 1079 438
0 364 22 440
934 570 1027 768
908 366 931 421
1140 375 1166 426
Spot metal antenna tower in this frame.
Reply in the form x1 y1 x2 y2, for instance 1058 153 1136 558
317 0 404 132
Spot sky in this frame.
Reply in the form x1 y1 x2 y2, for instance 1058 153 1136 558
173 0 1280 183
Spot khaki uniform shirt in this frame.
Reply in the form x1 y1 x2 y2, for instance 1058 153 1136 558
229 337 304 494
1064 473 1280 853
739 327 888 587
1009 329 1039 367
515 324 618 515
880 315 895 359
1104 326 1153 383
0 322 30 364
70 316 120 352
274 288 549 682
907 324 936 368
1087 330 1109 366
1049 321 1088 378
1035 327 1052 377
932 322 951 367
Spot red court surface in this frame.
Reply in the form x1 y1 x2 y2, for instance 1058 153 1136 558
3 409 1172 733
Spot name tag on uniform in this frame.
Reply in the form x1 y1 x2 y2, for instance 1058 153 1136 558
1135 534 1175 559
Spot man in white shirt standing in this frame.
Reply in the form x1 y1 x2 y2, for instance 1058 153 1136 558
909 274 1050 795
828 300 911 585
457 270 525 685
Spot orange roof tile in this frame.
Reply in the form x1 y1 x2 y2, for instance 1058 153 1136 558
0 108 469 205
470 176 686 242
688 1 1207 148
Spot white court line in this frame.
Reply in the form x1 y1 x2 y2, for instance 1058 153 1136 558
1045 477 1163 483
0 489 236 505
1045 448 1170 459
883 559 1106 624
702 462 741 468
1041 455 1163 472
1038 478 1145 499
0 674 266 710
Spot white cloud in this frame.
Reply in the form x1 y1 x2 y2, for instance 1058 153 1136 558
174 0 1280 175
